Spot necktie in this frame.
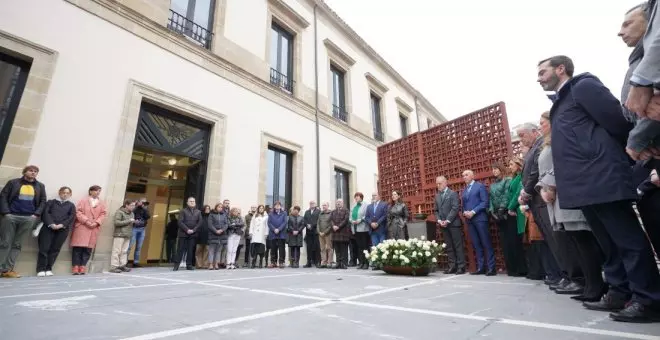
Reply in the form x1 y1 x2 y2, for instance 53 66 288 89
467 184 473 194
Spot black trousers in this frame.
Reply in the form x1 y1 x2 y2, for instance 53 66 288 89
349 237 358 265
333 241 349 266
567 230 606 298
354 232 371 265
71 247 92 267
581 200 660 305
244 239 251 263
498 217 526 276
37 227 69 272
526 241 545 280
289 246 301 264
235 244 243 263
638 189 660 259
270 239 286 264
250 243 265 257
305 234 320 265
165 238 176 263
175 237 196 267
531 200 562 280
442 226 466 270
554 228 584 283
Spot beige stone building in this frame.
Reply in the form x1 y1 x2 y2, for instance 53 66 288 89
0 0 445 274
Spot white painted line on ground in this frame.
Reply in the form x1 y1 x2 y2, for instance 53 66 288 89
340 279 437 301
119 300 334 340
446 279 536 286
15 294 96 311
200 273 309 283
428 291 462 300
247 288 330 301
0 282 186 299
342 301 660 340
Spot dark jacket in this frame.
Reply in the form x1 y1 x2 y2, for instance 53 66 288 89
0 177 47 216
287 214 305 247
461 181 489 223
133 206 150 228
177 207 203 238
549 73 636 209
197 212 210 244
207 211 228 244
434 188 461 227
303 207 320 237
330 207 350 242
42 199 76 230
244 212 254 240
267 209 288 240
165 219 178 240
365 200 388 235
227 215 245 236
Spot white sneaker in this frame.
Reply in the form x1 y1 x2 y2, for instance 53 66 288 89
37 271 46 277
45 271 54 276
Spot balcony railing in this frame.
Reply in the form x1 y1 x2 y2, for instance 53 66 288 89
270 68 295 94
167 9 213 49
332 104 348 122
373 129 384 142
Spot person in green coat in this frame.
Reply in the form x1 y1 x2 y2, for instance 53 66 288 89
504 157 528 277
489 162 511 274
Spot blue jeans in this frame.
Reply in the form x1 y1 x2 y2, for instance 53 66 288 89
129 228 146 264
370 232 386 247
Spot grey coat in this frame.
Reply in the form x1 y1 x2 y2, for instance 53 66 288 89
350 203 369 233
434 188 462 227
207 212 228 244
536 145 591 232
287 215 305 247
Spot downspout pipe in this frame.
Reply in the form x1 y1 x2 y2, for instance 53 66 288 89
314 4 321 205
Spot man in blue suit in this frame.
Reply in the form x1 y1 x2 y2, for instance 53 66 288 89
365 192 387 247
461 169 496 276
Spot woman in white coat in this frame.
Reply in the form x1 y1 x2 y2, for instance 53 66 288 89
249 205 268 268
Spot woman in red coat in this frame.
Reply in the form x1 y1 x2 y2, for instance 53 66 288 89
69 185 107 274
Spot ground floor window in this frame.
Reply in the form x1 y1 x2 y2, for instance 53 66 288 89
334 167 350 209
0 52 31 162
265 146 292 210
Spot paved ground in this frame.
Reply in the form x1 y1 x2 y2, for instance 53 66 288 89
0 268 658 340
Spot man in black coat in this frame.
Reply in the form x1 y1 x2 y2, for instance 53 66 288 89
434 176 465 274
174 197 203 271
303 201 321 268
0 165 47 278
538 55 660 322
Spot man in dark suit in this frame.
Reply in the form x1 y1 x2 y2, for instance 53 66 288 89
303 200 321 268
434 176 465 274
538 55 660 322
461 170 495 276
365 192 387 248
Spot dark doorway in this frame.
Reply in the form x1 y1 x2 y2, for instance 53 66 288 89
0 52 31 162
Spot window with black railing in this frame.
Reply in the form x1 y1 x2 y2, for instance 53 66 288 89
167 0 215 49
371 93 384 142
270 68 295 93
332 104 348 122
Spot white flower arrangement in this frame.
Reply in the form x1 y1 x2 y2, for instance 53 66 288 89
365 235 445 270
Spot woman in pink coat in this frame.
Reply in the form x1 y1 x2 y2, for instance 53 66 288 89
69 185 107 274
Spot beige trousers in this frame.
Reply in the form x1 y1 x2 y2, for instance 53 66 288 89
319 233 334 265
111 237 130 268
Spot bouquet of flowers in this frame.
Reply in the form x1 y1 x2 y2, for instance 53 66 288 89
365 236 445 269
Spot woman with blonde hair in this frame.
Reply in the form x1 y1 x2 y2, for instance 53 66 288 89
226 207 245 269
503 157 527 277
536 112 605 301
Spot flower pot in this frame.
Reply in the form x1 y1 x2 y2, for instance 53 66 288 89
382 265 430 276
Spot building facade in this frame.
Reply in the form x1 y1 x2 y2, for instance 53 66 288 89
0 0 445 273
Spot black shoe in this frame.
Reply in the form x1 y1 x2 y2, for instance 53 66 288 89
186 266 194 270
555 282 584 295
303 264 312 268
470 269 486 275
550 278 570 291
485 269 497 276
571 295 602 303
444 267 457 274
119 266 131 272
544 278 560 286
583 294 628 312
132 263 142 268
609 302 660 323
455 268 466 275
173 264 179 271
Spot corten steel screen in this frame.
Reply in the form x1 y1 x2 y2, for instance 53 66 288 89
377 102 513 272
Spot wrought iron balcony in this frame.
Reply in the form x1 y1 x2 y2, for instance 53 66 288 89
167 9 213 50
270 68 295 94
373 129 384 142
332 104 348 122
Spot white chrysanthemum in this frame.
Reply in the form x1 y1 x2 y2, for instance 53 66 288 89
403 257 410 264
412 251 417 258
432 257 437 263
431 240 437 245
393 254 399 259
420 235 426 240
423 244 430 251
425 251 431 257
441 243 447 248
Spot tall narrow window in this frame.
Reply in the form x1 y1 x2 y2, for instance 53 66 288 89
427 118 432 128
330 65 347 122
399 114 408 137
334 168 350 210
270 22 295 93
265 146 293 210
371 93 383 142
0 52 30 162
168 0 215 49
